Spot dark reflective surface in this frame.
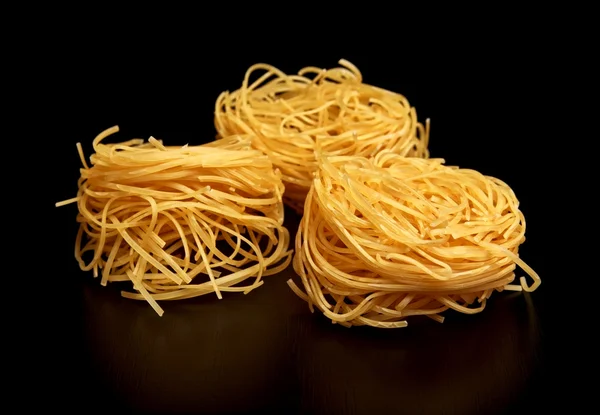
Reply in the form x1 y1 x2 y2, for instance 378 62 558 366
47 209 548 414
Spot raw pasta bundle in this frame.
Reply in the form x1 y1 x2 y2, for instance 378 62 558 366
56 126 292 315
289 151 541 328
215 59 430 212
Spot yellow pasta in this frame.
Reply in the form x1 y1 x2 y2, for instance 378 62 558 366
288 151 541 328
56 126 292 316
215 59 430 212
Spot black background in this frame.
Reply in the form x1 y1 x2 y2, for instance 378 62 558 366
29 14 567 414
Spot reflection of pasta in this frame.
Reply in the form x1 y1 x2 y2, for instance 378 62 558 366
56 126 292 316
289 152 541 328
214 59 430 212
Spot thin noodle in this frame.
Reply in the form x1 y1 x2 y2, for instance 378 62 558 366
57 126 292 316
215 59 430 212
288 151 541 328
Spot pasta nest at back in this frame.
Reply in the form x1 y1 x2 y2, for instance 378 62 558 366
215 59 430 213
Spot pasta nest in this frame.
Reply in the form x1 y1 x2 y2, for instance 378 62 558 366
215 59 430 212
289 152 541 328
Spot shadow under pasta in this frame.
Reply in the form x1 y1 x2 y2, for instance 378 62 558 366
288 291 542 414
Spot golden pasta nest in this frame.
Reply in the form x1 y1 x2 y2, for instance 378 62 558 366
289 151 541 328
59 126 292 315
214 59 430 213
